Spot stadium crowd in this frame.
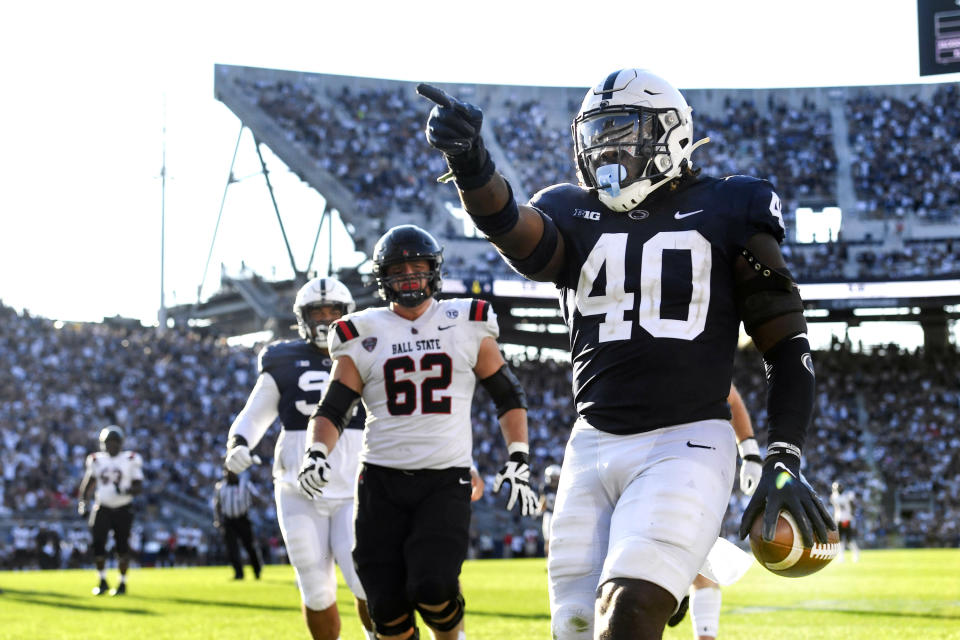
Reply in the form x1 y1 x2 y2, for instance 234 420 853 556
846 83 960 222
1 297 958 570
226 71 960 285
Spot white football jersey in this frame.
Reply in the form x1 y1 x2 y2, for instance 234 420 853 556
329 298 499 470
85 450 144 508
831 490 855 522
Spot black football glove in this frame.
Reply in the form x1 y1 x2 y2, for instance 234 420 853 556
418 83 491 186
738 453 835 547
493 450 538 516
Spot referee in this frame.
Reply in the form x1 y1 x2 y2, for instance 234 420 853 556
213 469 263 580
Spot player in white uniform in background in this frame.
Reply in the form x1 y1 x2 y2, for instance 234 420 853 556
78 425 144 596
830 482 859 562
224 277 375 640
298 224 538 640
669 384 763 639
537 464 561 557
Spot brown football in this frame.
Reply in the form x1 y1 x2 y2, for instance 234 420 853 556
749 510 841 577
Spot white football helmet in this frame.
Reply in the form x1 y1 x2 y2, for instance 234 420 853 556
293 277 356 350
544 464 561 489
572 68 708 212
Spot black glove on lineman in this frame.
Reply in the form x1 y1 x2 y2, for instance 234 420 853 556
418 83 492 187
738 453 835 547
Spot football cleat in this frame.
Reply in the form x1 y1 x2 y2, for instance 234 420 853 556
92 579 109 596
110 583 126 596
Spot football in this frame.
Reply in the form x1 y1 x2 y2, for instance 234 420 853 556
749 510 841 577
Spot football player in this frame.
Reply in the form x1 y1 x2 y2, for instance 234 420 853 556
224 276 375 640
537 464 561 557
77 425 144 596
830 481 859 562
298 224 537 640
421 69 834 640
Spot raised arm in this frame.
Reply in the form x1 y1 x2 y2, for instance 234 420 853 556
419 83 566 282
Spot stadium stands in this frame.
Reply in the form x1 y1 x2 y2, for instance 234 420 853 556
1 302 958 569
4 68 959 568
214 65 960 286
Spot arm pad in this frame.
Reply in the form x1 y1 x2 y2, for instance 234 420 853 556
735 248 804 334
502 209 559 279
762 333 815 453
310 380 362 435
479 365 527 418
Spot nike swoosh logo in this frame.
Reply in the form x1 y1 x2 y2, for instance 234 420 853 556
438 325 456 331
686 441 715 450
458 478 471 485
774 462 796 477
674 209 704 219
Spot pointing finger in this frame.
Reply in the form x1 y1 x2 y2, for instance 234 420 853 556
416 83 453 108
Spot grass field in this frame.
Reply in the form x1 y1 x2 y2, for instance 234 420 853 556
2 550 959 639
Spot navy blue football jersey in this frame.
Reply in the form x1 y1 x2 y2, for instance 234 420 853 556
530 175 785 434
258 339 365 432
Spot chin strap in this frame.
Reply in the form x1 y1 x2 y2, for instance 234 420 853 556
685 136 711 167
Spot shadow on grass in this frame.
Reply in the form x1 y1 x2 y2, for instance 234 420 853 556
731 605 960 621
468 609 550 621
134 593 299 612
1 588 155 615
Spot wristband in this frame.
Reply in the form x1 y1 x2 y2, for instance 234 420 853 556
767 441 801 459
507 441 529 456
737 437 762 462
306 442 329 458
227 434 248 450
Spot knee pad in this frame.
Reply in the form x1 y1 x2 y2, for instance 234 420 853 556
416 593 465 632
691 586 721 638
297 563 338 611
409 577 458 607
374 612 417 638
551 603 594 639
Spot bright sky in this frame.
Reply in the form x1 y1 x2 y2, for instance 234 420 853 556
1 0 955 330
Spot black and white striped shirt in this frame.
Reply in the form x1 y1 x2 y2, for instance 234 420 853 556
215 478 257 519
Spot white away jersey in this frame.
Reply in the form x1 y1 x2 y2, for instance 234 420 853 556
85 450 144 508
329 298 498 470
831 490 855 522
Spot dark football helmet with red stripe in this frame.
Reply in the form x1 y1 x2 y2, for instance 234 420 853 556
372 224 444 307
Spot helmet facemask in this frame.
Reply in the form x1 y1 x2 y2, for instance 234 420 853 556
371 225 444 308
297 302 350 350
377 258 441 308
574 106 687 211
293 277 356 350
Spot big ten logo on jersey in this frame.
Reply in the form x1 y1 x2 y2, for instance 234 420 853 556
572 208 602 221
570 231 711 343
295 369 330 416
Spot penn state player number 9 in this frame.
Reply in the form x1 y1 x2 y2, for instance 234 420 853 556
295 370 330 416
574 230 712 342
